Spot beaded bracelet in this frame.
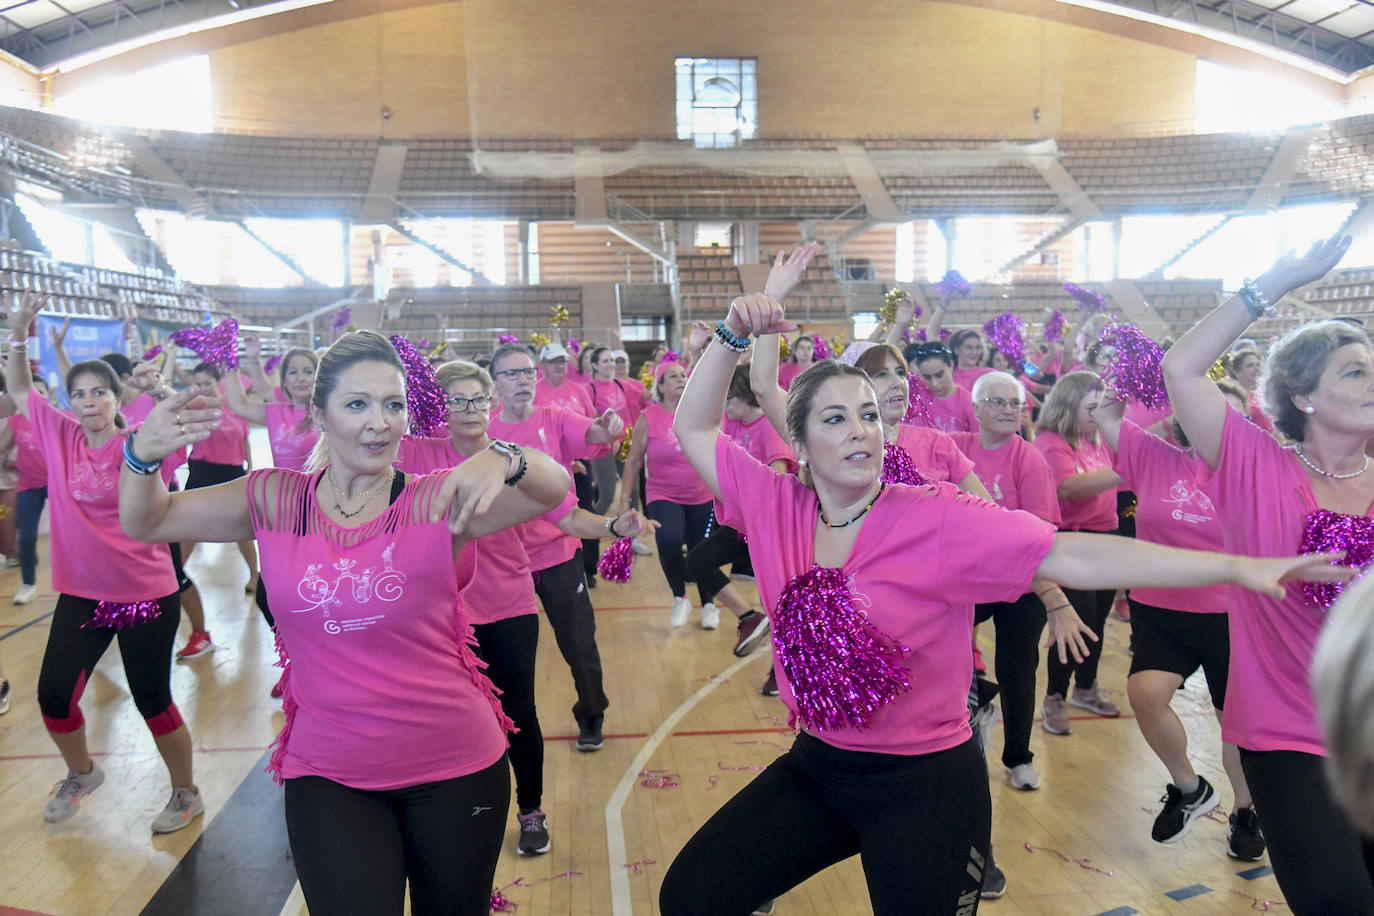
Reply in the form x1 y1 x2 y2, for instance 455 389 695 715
713 320 751 353
122 433 162 476
1238 278 1272 321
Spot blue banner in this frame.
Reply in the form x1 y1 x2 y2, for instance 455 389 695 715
33 314 127 409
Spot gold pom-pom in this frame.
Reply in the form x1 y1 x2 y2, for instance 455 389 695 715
616 424 633 461
638 361 654 387
778 335 790 361
1207 355 1230 382
529 332 552 349
881 287 905 326
550 304 570 328
430 340 450 360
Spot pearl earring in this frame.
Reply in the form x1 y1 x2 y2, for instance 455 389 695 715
1305 406 1316 414
798 458 807 467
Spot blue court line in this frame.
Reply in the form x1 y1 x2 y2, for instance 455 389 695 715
1093 908 1139 916
1166 884 1212 901
1237 865 1275 880
0 610 53 641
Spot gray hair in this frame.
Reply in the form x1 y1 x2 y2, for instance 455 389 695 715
1314 573 1374 834
971 370 1021 402
1262 321 1372 442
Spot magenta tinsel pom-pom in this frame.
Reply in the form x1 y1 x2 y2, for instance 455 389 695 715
934 270 971 306
263 355 282 375
1098 324 1168 411
330 307 352 333
498 333 521 345
902 375 935 427
771 565 912 732
170 318 240 370
810 336 832 361
389 334 449 436
983 312 1027 363
417 337 430 349
881 440 928 486
915 329 927 342
141 344 162 362
86 598 162 630
938 329 951 341
598 537 635 584
490 888 518 912
1064 282 1110 313
1044 310 1066 343
1300 509 1374 608
566 338 580 354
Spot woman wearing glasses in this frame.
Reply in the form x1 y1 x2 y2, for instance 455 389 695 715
660 292 1346 916
398 359 651 858
909 342 978 434
1033 372 1124 735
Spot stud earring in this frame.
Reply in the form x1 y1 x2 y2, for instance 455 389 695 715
798 458 807 467
1305 405 1316 414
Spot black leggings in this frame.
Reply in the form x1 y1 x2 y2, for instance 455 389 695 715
1239 748 1374 916
685 521 750 606
37 591 182 734
974 592 1047 769
1046 585 1115 696
646 499 712 602
534 551 608 729
284 757 510 916
575 466 598 578
472 614 543 811
660 734 989 916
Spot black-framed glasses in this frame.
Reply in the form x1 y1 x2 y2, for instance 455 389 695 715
494 367 538 380
447 395 492 412
980 397 1024 411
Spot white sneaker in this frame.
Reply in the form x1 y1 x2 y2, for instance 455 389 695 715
13 583 36 605
1006 763 1041 791
43 762 105 824
151 786 205 834
6 555 19 568
631 539 653 556
700 603 720 630
670 597 691 628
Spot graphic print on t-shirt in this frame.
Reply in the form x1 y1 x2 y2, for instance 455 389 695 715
71 456 114 502
291 542 407 633
1163 479 1215 524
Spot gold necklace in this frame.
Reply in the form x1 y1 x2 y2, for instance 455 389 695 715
327 469 394 519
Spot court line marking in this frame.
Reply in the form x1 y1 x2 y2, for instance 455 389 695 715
0 610 54 641
606 651 768 916
276 880 307 916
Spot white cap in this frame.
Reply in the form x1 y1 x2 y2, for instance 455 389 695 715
611 348 630 361
539 343 569 361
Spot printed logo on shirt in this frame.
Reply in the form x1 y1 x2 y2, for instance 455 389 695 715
292 542 407 632
1163 480 1215 524
982 473 1005 503
70 457 115 503
846 572 873 612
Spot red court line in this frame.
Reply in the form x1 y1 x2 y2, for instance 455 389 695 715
0 745 268 762
0 906 63 915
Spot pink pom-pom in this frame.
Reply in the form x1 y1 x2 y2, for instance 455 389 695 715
881 440 927 486
915 329 927 342
1064 282 1110 313
86 598 162 630
498 334 521 345
170 318 240 371
389 334 449 436
983 312 1027 363
1044 310 1066 343
938 329 951 342
330 307 352 333
771 564 912 731
490 888 518 912
141 344 162 362
934 270 971 307
1097 324 1168 411
598 537 636 584
1300 509 1374 608
417 337 431 349
263 355 282 375
810 336 832 361
902 375 935 427
566 338 581 354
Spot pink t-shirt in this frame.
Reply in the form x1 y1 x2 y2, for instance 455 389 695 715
715 413 797 532
122 393 156 428
949 432 1061 526
566 366 592 389
534 378 594 418
264 402 318 471
1114 420 1226 614
587 378 634 429
715 435 1056 755
926 387 978 434
1034 430 1118 532
250 468 509 789
1201 408 1345 755
953 366 994 391
27 390 176 602
1125 401 1174 433
1247 391 1276 435
895 425 973 484
9 413 46 491
619 377 647 425
641 403 712 505
190 408 249 466
489 403 608 570
778 362 807 390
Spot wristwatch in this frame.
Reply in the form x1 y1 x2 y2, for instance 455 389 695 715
487 439 527 487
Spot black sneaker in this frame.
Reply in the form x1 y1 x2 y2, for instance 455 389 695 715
750 901 775 915
517 808 551 855
1152 775 1219 843
1227 806 1266 861
0 678 9 715
982 853 1007 899
733 612 770 657
577 717 604 752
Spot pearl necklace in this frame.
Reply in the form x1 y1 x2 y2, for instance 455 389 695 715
1293 444 1371 480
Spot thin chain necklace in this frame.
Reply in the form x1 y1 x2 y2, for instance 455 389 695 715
819 483 885 529
1294 444 1371 480
327 468 394 519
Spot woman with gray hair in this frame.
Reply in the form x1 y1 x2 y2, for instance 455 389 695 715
1163 233 1374 915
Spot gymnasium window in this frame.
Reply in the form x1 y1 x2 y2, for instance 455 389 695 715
50 55 211 133
675 58 757 148
15 191 137 272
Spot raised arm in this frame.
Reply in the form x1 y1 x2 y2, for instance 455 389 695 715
243 335 275 398
1093 396 1125 452
5 293 43 419
50 316 71 388
1163 235 1349 470
883 295 918 349
748 332 789 442
225 327 268 425
613 415 649 515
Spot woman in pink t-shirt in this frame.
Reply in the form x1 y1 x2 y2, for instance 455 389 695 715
660 293 1336 915
1227 347 1279 435
119 330 572 915
0 374 49 606
5 294 201 836
1034 370 1125 732
777 334 816 390
225 335 319 472
617 358 714 628
1163 234 1374 914
908 341 978 433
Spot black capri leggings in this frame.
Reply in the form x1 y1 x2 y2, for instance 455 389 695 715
284 756 510 916
974 592 1047 769
685 520 750 606
660 733 989 916
1239 748 1374 915
471 614 543 811
185 458 247 490
37 591 182 734
646 499 712 602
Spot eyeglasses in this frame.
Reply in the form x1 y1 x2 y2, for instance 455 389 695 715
447 395 492 412
494 367 538 380
980 397 1024 411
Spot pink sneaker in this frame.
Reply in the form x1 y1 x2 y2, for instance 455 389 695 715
175 631 214 662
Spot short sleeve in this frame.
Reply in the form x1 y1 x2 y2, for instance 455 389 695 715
1035 433 1078 486
934 491 1057 604
1112 420 1145 489
933 434 974 482
543 487 578 524
26 388 73 452
1013 443 1062 526
1199 405 1291 533
715 433 804 535
755 419 797 472
554 407 608 460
